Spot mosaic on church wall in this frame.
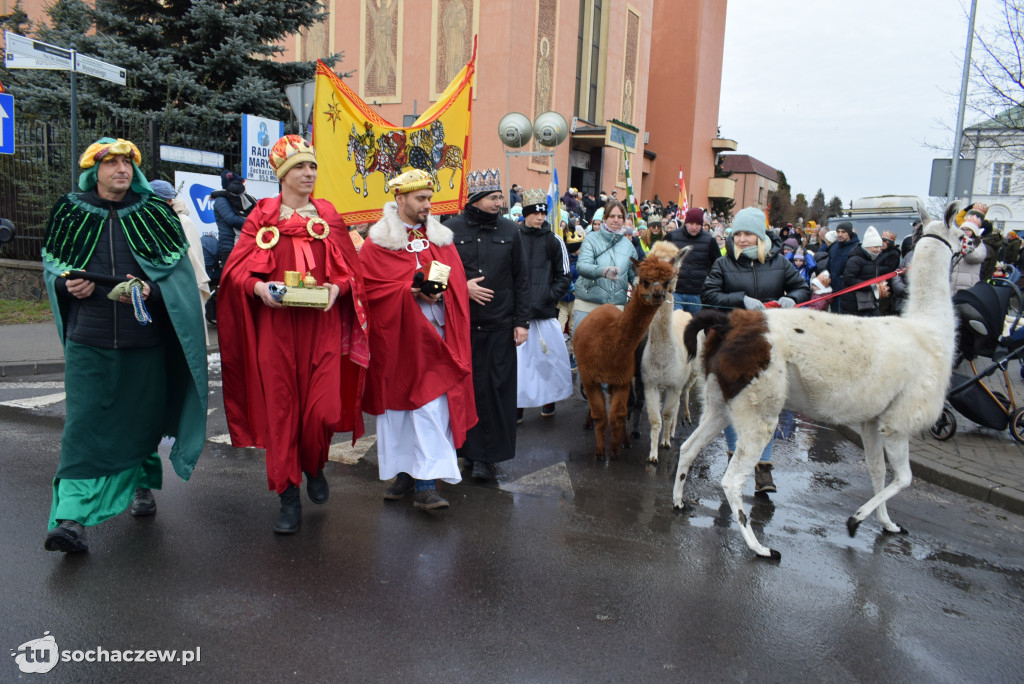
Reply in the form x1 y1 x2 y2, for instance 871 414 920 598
618 9 640 186
530 0 558 171
363 0 401 99
432 0 475 96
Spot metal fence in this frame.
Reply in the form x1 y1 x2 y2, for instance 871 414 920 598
0 115 243 261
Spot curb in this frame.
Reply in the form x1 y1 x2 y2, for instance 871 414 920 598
0 360 66 378
836 424 1024 517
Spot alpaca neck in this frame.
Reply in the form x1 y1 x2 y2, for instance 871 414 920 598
646 302 673 346
904 238 955 323
616 295 662 349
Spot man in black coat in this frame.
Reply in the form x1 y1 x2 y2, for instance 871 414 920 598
447 169 531 481
664 207 719 312
827 221 860 313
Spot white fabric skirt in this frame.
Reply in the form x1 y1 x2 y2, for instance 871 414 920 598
376 394 461 483
516 318 573 407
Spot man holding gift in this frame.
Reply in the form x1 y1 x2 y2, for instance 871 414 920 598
41 137 208 553
218 135 369 534
360 169 477 511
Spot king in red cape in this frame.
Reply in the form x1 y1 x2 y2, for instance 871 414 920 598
218 135 369 534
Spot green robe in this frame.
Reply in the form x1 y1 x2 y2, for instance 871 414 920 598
42 193 208 528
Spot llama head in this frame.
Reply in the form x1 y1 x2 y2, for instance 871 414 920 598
918 201 963 251
644 243 691 293
631 255 681 306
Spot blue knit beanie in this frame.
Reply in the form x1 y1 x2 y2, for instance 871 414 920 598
732 207 768 243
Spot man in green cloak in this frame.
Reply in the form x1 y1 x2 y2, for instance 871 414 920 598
41 137 208 553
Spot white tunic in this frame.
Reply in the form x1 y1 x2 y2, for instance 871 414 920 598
374 220 461 484
516 317 574 407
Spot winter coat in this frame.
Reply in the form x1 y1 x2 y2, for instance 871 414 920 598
560 253 579 303
786 251 817 283
813 246 830 275
448 204 532 331
519 222 571 320
574 228 638 306
840 247 884 316
701 239 811 310
877 245 901 275
981 230 1005 282
950 240 987 294
663 226 720 295
827 233 861 294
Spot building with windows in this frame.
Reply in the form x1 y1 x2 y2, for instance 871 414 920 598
961 107 1024 233
6 0 732 208
719 154 778 212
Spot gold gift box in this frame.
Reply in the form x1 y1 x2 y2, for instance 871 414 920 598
281 285 330 309
427 261 450 287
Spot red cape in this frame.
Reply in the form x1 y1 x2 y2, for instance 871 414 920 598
360 237 477 448
219 196 369 446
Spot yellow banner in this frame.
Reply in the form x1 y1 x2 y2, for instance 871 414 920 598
312 50 475 224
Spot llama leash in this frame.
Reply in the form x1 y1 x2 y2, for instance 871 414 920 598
792 268 904 309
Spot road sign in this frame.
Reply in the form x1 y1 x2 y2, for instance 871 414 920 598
0 93 14 155
160 144 225 169
74 53 126 86
4 31 72 71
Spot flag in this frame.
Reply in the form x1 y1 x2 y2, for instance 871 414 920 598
0 77 5 93
623 154 642 224
311 42 476 224
546 168 561 231
678 166 688 213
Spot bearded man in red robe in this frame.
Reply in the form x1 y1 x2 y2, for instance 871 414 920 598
219 135 368 534
360 169 476 511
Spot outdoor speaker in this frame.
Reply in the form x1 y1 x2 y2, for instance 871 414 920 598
497 113 533 148
0 218 14 244
533 111 568 147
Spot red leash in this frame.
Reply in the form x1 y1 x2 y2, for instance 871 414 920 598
771 268 905 309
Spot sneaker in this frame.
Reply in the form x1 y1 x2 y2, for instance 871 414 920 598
413 488 449 511
471 460 496 482
306 468 329 505
383 473 415 501
129 488 156 517
569 354 577 373
516 408 524 424
44 520 89 553
754 462 777 494
541 403 556 417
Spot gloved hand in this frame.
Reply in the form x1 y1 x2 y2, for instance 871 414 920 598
778 297 796 308
743 295 766 310
602 266 620 280
961 236 976 255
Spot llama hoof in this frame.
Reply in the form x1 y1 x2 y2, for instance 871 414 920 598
755 548 782 562
883 523 909 535
647 456 659 465
846 516 862 537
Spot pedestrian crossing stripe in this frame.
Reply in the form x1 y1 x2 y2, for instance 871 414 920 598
0 392 66 409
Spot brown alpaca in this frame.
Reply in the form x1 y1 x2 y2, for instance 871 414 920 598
574 250 689 456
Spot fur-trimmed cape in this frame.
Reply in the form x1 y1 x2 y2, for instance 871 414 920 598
360 202 478 446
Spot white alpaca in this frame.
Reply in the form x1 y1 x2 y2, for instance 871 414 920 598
671 205 962 560
641 302 698 464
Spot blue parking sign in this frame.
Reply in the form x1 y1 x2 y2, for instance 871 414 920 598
0 93 14 155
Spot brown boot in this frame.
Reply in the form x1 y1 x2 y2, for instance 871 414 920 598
754 462 776 494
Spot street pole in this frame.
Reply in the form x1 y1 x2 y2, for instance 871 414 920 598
948 0 978 200
70 56 77 192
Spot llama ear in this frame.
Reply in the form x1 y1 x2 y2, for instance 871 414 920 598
674 245 692 269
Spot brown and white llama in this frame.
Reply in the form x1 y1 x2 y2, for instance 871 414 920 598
671 204 961 560
574 248 690 457
641 241 700 464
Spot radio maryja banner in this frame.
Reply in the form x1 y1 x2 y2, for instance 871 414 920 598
312 45 476 225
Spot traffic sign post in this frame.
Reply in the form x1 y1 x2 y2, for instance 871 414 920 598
4 31 127 186
0 93 14 155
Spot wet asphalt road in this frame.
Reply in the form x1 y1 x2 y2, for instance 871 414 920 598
1 369 1023 683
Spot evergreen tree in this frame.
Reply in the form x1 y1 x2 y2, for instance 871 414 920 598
791 193 808 225
827 195 845 220
1 0 346 153
767 170 791 228
809 189 826 223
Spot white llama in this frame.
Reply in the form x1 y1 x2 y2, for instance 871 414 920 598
671 204 961 560
640 240 700 464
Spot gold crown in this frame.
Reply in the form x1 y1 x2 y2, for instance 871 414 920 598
389 169 434 194
269 135 316 179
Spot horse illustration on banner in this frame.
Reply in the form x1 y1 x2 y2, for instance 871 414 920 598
347 119 464 197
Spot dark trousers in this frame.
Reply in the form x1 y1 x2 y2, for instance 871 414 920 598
458 329 517 463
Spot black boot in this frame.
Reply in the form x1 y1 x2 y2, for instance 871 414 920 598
306 468 329 505
754 462 777 494
274 485 302 534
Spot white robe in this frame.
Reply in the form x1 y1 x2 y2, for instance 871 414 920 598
516 318 574 407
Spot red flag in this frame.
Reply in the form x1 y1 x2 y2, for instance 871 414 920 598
678 166 688 213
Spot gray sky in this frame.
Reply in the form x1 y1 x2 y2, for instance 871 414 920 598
718 0 998 207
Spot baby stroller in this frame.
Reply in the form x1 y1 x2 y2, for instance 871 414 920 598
930 277 1024 443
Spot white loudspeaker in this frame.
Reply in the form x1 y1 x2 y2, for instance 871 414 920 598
497 113 533 148
533 111 569 147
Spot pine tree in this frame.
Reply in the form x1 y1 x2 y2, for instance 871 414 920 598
709 154 735 219
809 189 826 223
767 171 792 228
1 0 346 153
827 195 845 221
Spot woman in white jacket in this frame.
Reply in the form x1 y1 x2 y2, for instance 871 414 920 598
950 210 987 295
